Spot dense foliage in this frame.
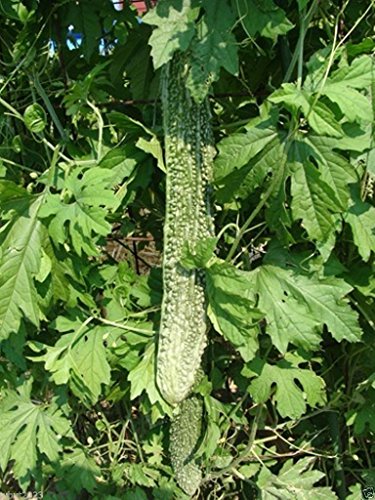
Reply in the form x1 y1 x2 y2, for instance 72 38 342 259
0 0 374 498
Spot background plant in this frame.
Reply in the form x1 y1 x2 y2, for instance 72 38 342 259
0 0 374 498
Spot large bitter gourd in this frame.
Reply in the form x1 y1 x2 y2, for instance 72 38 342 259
157 54 214 405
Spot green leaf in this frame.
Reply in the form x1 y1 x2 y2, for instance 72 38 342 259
258 457 337 498
290 150 340 246
270 84 343 137
214 117 278 182
330 55 374 89
305 135 357 210
234 0 293 40
180 237 217 269
246 355 326 419
206 262 262 361
249 264 362 353
128 343 170 415
0 0 29 22
136 136 166 173
23 103 47 133
0 187 44 340
143 0 199 69
99 145 140 185
215 134 285 203
60 447 101 493
0 380 72 480
307 100 343 138
29 321 111 405
344 192 375 262
39 167 119 256
186 0 238 101
123 487 148 500
297 0 309 10
322 84 372 123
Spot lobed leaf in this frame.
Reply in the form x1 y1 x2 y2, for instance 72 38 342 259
246 354 326 419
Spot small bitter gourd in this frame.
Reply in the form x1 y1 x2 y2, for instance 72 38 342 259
157 53 214 405
169 396 203 496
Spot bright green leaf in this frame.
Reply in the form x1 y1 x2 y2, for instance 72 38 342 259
305 135 358 210
249 264 362 353
99 145 140 185
290 159 340 246
214 117 278 182
322 84 372 123
39 167 119 256
215 134 285 203
128 343 170 415
258 457 337 498
143 0 199 69
345 193 375 262
0 187 44 340
330 55 374 89
180 237 217 270
247 355 326 419
0 380 72 479
29 321 111 405
136 136 165 173
206 262 262 361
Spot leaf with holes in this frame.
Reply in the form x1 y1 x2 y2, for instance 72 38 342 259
29 317 111 405
245 354 326 419
0 379 72 482
39 167 119 256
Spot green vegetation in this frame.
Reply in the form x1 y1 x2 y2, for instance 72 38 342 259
0 0 374 498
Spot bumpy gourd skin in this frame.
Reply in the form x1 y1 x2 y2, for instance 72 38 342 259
157 54 214 406
169 396 203 496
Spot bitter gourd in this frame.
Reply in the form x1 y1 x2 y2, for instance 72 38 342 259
157 53 214 405
169 395 203 496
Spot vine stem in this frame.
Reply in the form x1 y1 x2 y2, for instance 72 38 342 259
206 403 263 481
296 6 307 91
96 316 156 335
86 100 104 162
284 0 320 83
225 139 290 263
33 70 67 141
306 0 374 120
